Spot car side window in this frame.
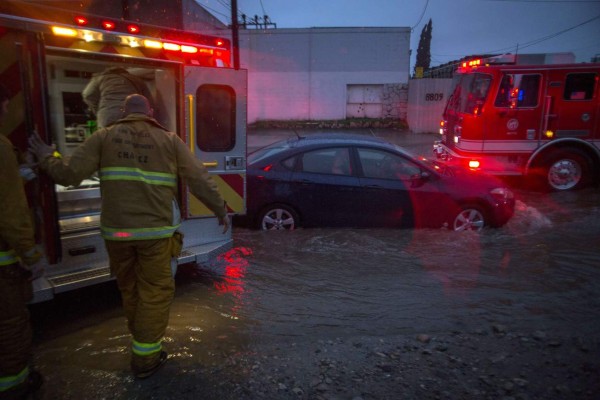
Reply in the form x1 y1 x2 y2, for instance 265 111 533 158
357 148 420 180
300 147 352 175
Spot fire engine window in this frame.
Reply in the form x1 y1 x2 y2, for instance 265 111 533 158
494 74 540 108
196 84 236 152
564 73 596 101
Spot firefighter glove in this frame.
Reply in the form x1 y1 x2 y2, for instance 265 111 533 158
219 215 230 234
28 132 54 162
21 256 48 281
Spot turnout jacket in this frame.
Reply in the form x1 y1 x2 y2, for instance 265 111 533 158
41 113 227 241
0 133 41 266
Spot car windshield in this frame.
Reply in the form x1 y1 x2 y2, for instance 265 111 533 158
248 139 294 164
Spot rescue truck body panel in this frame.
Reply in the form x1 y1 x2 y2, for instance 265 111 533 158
435 62 600 191
0 4 247 303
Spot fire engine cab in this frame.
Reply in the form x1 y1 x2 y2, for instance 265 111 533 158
0 2 247 302
434 55 600 191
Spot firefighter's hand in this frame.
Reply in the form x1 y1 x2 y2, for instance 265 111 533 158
21 257 48 281
28 133 54 161
219 215 230 234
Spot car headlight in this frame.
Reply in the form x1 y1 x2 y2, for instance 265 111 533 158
490 187 514 201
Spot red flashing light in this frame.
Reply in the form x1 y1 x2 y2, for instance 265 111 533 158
216 39 225 47
468 160 481 169
127 24 140 34
74 16 88 26
102 20 116 30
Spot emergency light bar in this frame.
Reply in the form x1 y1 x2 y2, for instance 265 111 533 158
51 22 225 58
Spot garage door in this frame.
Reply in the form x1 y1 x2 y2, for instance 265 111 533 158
346 84 383 118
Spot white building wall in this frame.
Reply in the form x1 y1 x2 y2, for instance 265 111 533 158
238 27 411 124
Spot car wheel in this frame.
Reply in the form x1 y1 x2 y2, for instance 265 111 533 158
258 204 299 230
452 205 486 232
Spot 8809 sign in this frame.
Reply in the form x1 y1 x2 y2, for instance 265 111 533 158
425 93 444 101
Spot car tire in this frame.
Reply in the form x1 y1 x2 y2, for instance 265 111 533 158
452 204 487 232
258 204 299 231
541 148 592 192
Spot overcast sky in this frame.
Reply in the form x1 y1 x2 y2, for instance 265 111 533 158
197 0 600 68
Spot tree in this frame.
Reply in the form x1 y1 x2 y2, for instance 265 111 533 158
414 18 432 77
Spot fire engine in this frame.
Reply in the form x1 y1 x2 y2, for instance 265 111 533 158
0 2 247 302
434 55 600 191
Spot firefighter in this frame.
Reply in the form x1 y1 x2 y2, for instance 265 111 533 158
82 66 154 128
0 84 46 398
29 94 230 379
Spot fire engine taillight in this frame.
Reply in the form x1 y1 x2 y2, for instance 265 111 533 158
439 120 446 135
468 160 480 169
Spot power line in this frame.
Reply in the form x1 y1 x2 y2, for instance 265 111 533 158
431 13 600 62
411 0 429 31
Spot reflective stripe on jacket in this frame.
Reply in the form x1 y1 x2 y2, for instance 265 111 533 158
0 249 18 266
40 113 227 241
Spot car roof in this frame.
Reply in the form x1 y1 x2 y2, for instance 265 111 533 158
290 132 392 148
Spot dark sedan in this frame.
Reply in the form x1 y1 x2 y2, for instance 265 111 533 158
240 133 515 231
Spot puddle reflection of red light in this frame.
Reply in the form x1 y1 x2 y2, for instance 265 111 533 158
213 247 252 299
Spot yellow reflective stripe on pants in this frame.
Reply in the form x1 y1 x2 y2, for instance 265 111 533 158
132 339 162 356
0 366 28 392
101 225 180 241
0 250 18 266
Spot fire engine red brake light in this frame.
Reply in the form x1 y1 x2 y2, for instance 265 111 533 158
102 20 116 30
468 160 480 169
127 24 140 34
74 16 88 26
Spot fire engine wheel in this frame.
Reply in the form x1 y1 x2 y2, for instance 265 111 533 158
542 149 591 192
452 205 487 232
258 204 299 231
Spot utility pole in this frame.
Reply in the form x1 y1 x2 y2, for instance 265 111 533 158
231 0 240 70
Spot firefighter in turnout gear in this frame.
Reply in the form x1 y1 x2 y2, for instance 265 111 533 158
0 84 46 398
29 94 230 379
82 66 154 128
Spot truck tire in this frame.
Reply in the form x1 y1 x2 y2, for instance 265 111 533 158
541 148 591 192
258 204 299 230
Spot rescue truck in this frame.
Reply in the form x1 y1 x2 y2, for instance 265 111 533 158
434 56 600 191
0 2 247 303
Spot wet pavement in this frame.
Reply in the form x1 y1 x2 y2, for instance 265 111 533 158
27 129 600 399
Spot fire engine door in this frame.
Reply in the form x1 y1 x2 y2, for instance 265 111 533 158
545 69 598 140
184 67 247 218
487 72 544 146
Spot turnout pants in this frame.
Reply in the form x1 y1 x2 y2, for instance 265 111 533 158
105 238 175 372
0 265 33 396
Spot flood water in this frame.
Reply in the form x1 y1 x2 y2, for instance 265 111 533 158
28 184 600 398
